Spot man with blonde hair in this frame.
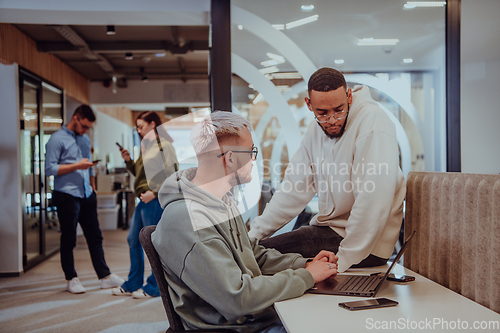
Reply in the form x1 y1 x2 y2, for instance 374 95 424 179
152 111 338 332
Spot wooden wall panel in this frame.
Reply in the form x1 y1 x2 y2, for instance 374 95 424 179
95 106 134 127
0 23 89 104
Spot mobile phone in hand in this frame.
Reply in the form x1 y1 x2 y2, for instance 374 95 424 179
387 273 415 282
339 298 399 311
116 142 123 150
92 159 101 164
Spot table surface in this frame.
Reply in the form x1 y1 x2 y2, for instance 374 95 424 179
275 264 500 332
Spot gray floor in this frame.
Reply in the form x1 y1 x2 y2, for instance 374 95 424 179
0 229 169 333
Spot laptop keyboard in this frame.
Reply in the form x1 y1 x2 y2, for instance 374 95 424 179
338 276 379 292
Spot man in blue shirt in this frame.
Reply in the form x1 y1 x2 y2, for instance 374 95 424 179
45 105 124 294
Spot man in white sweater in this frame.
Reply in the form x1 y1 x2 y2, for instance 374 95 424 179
249 68 406 273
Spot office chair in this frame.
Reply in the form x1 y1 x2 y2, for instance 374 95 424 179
139 225 238 333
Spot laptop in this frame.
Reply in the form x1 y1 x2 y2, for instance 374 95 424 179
308 231 415 297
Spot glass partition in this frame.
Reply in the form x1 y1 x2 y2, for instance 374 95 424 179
230 0 446 222
20 69 63 269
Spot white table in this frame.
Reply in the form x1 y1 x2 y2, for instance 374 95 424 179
275 264 500 332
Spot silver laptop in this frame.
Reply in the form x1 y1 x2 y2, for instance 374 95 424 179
308 231 415 297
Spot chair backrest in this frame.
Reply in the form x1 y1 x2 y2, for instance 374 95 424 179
404 171 500 313
139 225 185 331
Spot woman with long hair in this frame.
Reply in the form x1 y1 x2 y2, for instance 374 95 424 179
113 111 178 298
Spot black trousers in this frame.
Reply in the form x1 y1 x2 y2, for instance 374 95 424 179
259 225 387 268
53 191 111 280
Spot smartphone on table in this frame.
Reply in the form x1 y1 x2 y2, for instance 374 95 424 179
339 298 399 311
387 273 415 282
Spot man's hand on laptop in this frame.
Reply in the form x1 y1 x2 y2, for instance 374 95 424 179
305 250 338 283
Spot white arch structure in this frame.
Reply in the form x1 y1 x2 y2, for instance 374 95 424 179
231 5 417 194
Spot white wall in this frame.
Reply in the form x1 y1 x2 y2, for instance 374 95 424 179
92 109 135 172
461 0 500 174
0 64 23 274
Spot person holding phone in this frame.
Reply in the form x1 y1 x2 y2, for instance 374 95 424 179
45 105 124 294
113 111 178 299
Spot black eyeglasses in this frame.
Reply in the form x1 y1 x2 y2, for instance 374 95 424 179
76 117 91 130
217 146 258 161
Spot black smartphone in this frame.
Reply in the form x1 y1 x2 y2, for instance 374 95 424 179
339 298 399 311
387 273 415 282
116 142 123 150
92 159 101 164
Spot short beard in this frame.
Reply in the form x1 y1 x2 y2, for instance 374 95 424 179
318 113 349 139
229 161 252 186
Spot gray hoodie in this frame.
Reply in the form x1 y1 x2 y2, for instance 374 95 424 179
152 168 314 332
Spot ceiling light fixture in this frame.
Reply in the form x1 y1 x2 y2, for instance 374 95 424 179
404 1 446 9
125 52 133 60
42 118 63 123
270 72 303 80
272 24 285 31
285 14 319 29
237 25 243 30
357 38 400 46
403 58 414 63
261 59 278 67
155 52 166 57
266 53 285 63
334 59 345 65
106 25 116 35
140 67 148 82
259 66 280 75
301 5 315 12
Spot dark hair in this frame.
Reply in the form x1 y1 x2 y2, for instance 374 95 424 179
136 111 173 142
136 111 162 128
308 67 347 93
73 105 96 122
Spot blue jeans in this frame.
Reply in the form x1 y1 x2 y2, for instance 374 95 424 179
121 198 163 296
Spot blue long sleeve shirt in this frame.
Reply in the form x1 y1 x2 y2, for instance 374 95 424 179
45 125 94 198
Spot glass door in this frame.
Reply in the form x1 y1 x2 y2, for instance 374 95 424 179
20 69 63 269
41 82 64 255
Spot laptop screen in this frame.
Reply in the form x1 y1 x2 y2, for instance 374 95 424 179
372 231 416 297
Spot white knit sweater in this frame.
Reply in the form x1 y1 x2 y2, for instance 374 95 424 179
249 85 406 272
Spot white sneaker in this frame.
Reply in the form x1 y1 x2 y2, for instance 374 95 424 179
67 277 86 294
100 273 124 289
111 286 132 296
132 289 153 299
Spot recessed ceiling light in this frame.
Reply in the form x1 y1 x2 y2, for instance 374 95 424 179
357 38 399 46
404 1 446 9
106 25 115 35
403 58 413 63
125 52 133 60
334 59 345 65
301 5 315 12
285 14 319 30
155 52 166 57
272 24 285 31
237 25 243 30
